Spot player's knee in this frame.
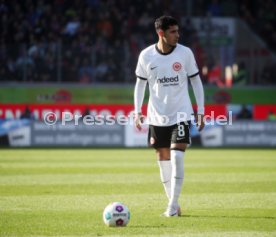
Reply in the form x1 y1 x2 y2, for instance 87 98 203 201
156 148 170 161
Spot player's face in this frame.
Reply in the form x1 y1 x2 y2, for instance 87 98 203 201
163 25 179 47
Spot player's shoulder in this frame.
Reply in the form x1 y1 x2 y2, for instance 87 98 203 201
139 44 156 58
176 44 193 55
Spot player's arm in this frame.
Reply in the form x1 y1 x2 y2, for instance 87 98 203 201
190 74 205 131
134 78 147 130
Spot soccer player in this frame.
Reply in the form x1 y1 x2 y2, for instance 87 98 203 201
134 16 205 217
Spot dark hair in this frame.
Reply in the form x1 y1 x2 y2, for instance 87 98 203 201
154 16 178 31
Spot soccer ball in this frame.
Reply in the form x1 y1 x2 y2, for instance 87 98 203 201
103 202 130 227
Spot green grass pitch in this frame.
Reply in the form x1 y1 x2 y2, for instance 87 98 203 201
0 148 275 237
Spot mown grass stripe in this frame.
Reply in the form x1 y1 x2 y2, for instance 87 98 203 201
1 193 275 211
0 182 275 196
0 173 275 185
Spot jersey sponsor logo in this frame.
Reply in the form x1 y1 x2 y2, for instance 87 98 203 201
157 75 179 84
173 62 182 71
150 66 158 70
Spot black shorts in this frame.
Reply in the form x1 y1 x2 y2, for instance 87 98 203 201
148 121 191 148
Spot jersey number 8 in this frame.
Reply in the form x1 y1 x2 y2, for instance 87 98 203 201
178 124 185 137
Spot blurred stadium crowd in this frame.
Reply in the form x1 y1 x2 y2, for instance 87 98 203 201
0 0 275 84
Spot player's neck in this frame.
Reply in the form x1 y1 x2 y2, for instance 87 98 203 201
157 41 174 54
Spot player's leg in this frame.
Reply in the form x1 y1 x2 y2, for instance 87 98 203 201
166 144 186 216
156 148 171 200
148 125 172 201
165 121 190 217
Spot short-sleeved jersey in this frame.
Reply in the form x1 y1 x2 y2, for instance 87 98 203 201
135 43 199 126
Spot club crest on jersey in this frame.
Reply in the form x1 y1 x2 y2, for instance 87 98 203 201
173 62 182 71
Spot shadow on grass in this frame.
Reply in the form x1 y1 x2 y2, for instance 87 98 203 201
181 214 275 219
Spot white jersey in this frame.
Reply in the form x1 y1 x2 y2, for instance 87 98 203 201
135 43 199 126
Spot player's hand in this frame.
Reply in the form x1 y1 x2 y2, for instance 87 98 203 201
196 114 205 132
134 112 144 131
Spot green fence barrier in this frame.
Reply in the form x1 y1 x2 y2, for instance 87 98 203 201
0 86 275 104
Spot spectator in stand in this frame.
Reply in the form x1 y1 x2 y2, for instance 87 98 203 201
78 58 94 83
63 16 80 36
82 107 91 121
233 62 248 86
268 111 276 121
207 60 224 87
20 106 34 120
207 0 222 16
236 105 253 120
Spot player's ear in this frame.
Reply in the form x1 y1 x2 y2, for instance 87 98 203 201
158 30 164 37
